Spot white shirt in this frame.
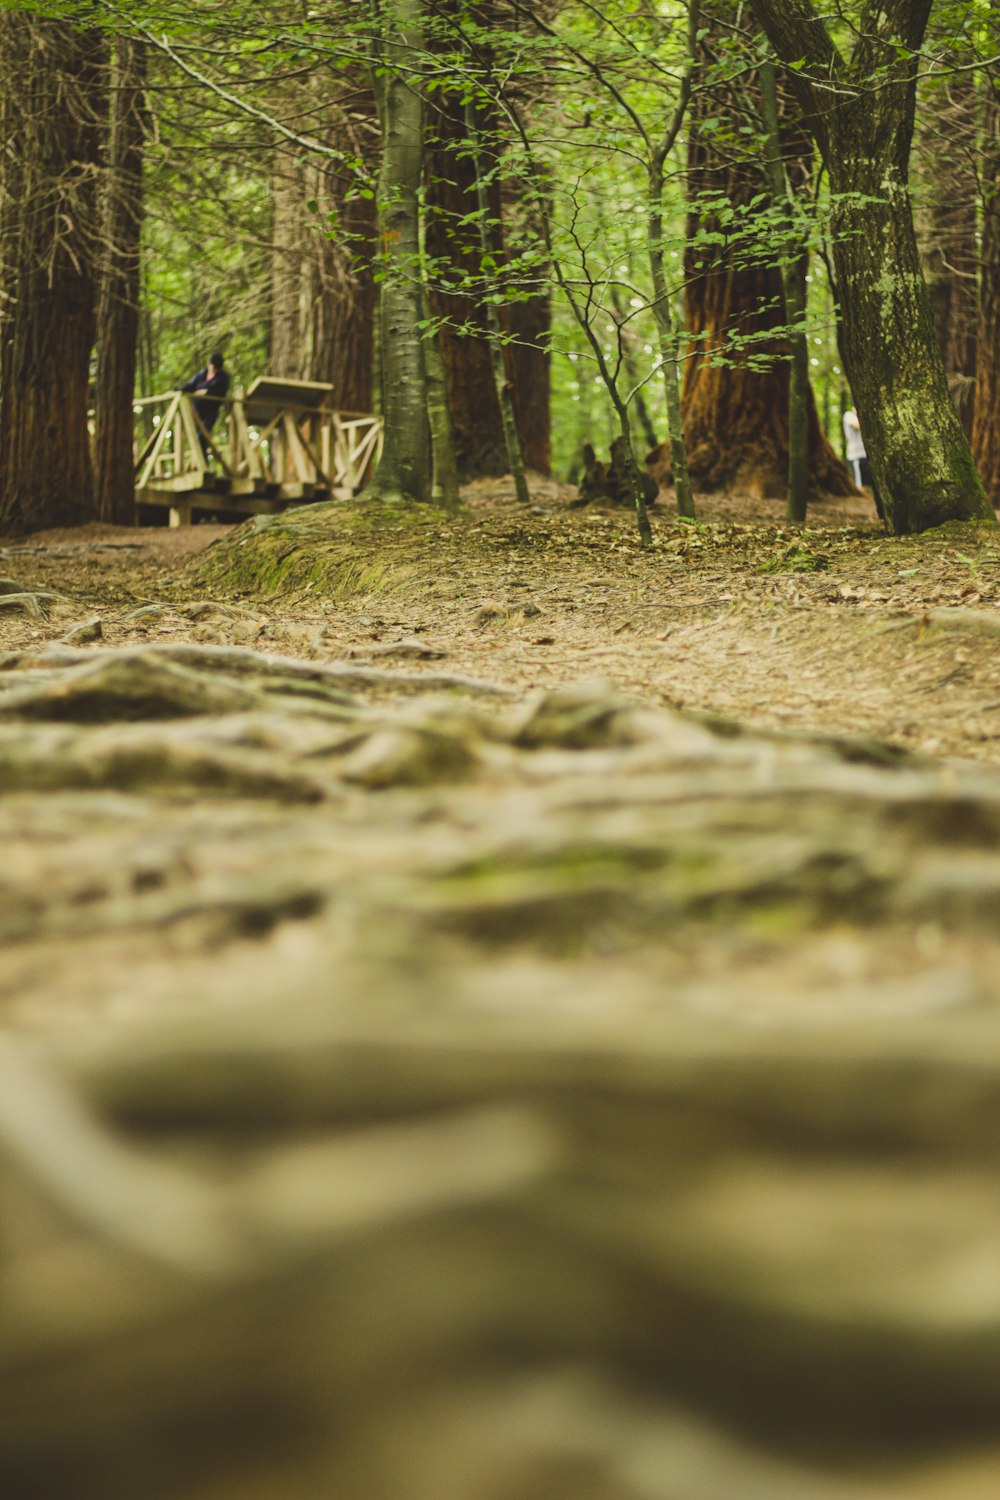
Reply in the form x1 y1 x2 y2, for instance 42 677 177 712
843 409 866 461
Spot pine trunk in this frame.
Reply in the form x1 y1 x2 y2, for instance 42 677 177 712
94 36 146 527
0 16 104 536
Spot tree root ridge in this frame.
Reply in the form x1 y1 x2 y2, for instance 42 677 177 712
7 649 1000 1495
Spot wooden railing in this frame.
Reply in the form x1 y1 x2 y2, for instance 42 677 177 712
134 386 383 521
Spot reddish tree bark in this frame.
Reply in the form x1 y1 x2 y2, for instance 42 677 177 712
0 16 104 535
425 90 508 479
660 17 853 500
94 36 146 526
307 157 377 412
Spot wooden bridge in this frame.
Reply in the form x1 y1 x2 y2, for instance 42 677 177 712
134 377 383 525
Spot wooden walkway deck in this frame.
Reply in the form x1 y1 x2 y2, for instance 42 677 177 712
134 377 383 525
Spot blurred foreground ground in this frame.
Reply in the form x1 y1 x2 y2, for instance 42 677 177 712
3 482 1000 1498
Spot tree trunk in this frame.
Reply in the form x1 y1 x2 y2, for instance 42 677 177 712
972 81 1000 509
914 65 980 438
0 16 104 536
426 79 551 480
760 57 810 523
425 88 508 479
94 36 146 527
302 80 378 412
649 139 696 519
421 284 460 510
749 0 993 533
368 0 430 503
465 99 530 506
674 11 853 502
306 164 377 412
503 278 551 476
269 150 306 379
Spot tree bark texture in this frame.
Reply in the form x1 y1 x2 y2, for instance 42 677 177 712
972 81 1000 508
421 285 460 509
425 89 508 479
503 267 551 476
269 150 306 379
465 100 530 506
914 66 980 437
0 16 104 536
369 0 430 502
749 0 993 533
426 87 551 479
268 77 377 412
94 36 146 527
672 18 853 502
306 162 377 412
760 58 810 523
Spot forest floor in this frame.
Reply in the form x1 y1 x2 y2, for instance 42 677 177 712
6 478 1000 1499
4 475 1000 762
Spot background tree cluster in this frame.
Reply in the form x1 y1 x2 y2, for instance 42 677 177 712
0 0 997 536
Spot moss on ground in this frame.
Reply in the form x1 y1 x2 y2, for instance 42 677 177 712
187 497 462 601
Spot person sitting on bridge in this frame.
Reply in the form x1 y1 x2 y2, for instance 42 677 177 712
180 352 231 456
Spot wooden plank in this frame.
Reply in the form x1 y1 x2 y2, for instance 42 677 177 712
178 398 208 488
135 392 181 488
284 412 326 484
141 473 215 495
244 376 333 424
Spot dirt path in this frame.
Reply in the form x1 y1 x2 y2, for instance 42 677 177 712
4 480 1000 761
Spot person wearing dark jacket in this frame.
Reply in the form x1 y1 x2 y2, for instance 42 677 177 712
180 352 231 455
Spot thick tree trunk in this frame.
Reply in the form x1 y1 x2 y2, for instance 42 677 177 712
674 14 853 502
465 100 529 506
301 80 378 411
828 147 988 533
915 67 979 437
94 37 146 527
426 83 551 480
972 83 1000 509
307 165 377 412
0 16 104 536
749 0 993 533
425 90 508 479
368 0 430 502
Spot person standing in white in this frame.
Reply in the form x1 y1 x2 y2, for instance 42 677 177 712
843 407 870 490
